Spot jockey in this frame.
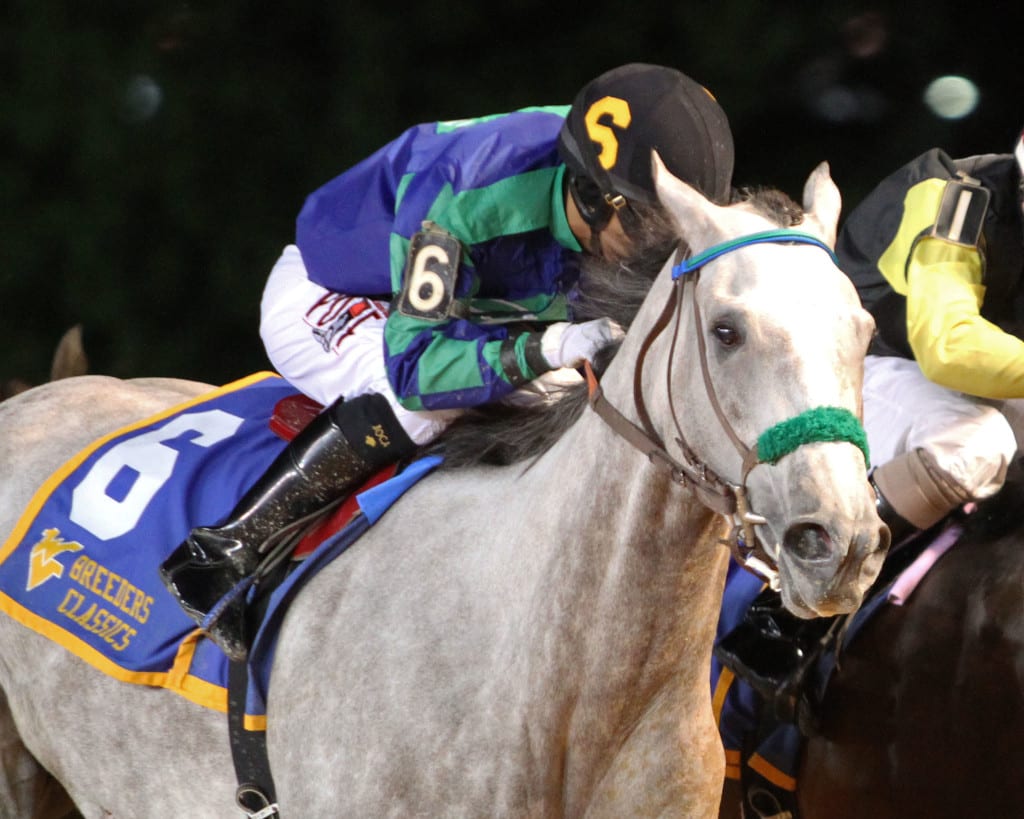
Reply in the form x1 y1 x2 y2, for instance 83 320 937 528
159 63 735 661
716 128 1024 719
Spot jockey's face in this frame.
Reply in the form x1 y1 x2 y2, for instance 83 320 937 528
564 188 636 262
596 211 635 263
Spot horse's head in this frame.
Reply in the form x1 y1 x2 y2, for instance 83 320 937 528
631 154 886 617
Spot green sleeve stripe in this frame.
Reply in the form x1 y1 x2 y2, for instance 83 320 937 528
426 166 575 247
469 293 569 321
548 165 580 250
395 172 414 209
388 173 417 292
385 311 498 402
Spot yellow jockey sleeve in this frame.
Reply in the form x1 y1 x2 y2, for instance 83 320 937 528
906 236 1024 398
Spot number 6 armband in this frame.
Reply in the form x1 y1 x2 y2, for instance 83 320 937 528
396 224 463 321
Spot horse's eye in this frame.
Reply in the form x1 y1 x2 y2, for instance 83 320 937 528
712 322 742 347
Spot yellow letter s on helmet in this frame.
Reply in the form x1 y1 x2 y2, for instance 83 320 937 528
583 96 632 171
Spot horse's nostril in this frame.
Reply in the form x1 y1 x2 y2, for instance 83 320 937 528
783 523 832 562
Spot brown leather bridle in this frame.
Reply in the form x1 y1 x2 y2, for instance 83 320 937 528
584 229 861 587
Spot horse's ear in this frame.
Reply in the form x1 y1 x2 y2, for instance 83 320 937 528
50 324 89 382
801 161 841 247
651 150 719 246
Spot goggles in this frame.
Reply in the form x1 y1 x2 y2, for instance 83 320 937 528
568 173 634 233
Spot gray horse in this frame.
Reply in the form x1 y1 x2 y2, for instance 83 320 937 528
0 156 884 818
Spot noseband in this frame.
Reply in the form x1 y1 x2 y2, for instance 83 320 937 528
586 229 869 587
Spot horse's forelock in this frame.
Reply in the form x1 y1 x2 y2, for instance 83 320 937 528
733 186 805 228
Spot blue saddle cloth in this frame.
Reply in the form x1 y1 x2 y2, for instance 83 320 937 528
0 372 438 728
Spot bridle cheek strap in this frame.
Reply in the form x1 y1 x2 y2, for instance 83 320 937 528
585 229 867 586
585 363 737 516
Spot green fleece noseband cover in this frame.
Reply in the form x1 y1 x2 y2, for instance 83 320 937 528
756 406 869 467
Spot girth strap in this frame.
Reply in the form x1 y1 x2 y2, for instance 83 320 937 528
229 659 280 818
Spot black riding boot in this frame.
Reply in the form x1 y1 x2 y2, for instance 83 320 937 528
159 392 415 660
714 587 834 725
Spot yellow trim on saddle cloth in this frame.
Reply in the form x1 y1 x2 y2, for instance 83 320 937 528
724 748 742 782
749 753 797 791
712 666 735 725
245 713 268 731
711 663 798 790
0 593 228 712
712 667 743 780
0 371 282 718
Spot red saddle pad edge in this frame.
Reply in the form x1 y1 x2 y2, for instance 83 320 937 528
292 464 399 559
269 393 325 441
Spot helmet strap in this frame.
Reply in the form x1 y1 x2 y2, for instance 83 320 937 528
589 193 631 257
568 173 615 231
567 173 635 257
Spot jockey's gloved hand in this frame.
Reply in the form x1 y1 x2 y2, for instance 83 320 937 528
541 318 625 369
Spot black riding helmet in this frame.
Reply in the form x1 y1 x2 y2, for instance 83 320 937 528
558 63 735 232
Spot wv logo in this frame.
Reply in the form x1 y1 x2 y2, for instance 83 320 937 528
27 528 84 591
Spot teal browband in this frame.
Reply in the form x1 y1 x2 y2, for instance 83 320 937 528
672 229 839 278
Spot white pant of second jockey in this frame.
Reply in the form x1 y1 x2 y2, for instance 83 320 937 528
259 244 583 446
864 354 1024 528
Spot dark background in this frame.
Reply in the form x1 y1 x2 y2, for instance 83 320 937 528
4 0 1021 386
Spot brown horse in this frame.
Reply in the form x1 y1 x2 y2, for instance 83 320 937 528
796 462 1024 818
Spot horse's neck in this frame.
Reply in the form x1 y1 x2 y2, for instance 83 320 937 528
509 397 727 735
499 406 726 805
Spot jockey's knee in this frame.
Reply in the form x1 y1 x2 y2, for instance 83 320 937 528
873 448 969 531
906 402 1015 495
941 406 1017 498
874 409 1015 531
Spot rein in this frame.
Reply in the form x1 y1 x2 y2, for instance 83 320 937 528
586 229 867 587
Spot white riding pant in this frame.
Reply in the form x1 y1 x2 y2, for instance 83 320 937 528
259 245 582 445
863 355 1022 500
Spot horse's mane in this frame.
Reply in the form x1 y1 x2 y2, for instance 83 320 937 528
428 187 804 470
